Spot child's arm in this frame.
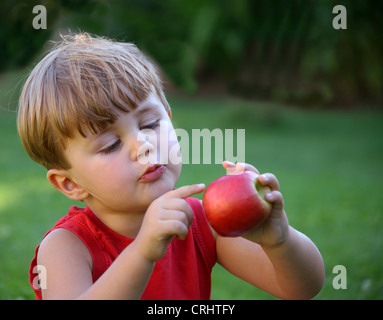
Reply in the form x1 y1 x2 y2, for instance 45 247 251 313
37 184 205 300
37 228 155 299
216 162 325 300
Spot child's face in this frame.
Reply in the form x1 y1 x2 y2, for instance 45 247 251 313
63 91 182 215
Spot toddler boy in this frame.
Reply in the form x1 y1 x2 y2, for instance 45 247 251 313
18 33 324 300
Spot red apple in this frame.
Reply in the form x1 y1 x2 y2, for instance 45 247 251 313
202 171 272 237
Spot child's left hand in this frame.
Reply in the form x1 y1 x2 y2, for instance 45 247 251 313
222 161 290 248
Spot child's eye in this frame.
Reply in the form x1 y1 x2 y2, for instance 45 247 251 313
140 120 159 131
101 139 121 154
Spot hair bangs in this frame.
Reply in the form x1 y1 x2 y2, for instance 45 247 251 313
18 33 169 170
52 49 154 138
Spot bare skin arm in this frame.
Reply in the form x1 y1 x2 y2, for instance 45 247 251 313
37 184 205 300
216 162 325 299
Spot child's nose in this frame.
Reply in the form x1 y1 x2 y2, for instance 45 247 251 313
135 140 155 163
133 128 158 163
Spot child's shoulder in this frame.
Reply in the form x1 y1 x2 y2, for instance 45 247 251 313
30 226 92 299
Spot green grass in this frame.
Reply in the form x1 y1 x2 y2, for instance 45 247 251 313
171 96 383 300
1 70 383 299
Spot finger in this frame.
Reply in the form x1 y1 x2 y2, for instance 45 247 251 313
265 190 284 211
162 197 192 211
236 162 260 174
174 221 189 240
257 173 280 191
155 197 194 227
222 161 260 175
160 203 194 227
164 183 205 199
160 210 193 229
171 200 194 227
161 219 190 241
222 161 237 175
222 160 236 169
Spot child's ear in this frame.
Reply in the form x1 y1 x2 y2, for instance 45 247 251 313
47 169 89 201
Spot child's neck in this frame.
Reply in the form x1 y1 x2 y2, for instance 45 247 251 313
87 202 146 238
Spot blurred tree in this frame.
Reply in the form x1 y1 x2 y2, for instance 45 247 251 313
1 0 382 107
0 0 103 71
0 0 57 70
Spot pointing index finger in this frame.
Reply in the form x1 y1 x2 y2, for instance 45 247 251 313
165 184 206 199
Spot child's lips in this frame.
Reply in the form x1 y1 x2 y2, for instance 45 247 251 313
139 164 166 182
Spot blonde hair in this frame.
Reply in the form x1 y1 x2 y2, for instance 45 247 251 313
17 33 170 170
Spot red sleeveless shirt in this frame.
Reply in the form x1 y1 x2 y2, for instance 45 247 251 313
29 197 217 299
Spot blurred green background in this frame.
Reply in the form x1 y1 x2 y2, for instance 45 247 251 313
0 0 382 299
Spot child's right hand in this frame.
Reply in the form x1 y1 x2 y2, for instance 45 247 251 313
134 184 205 262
